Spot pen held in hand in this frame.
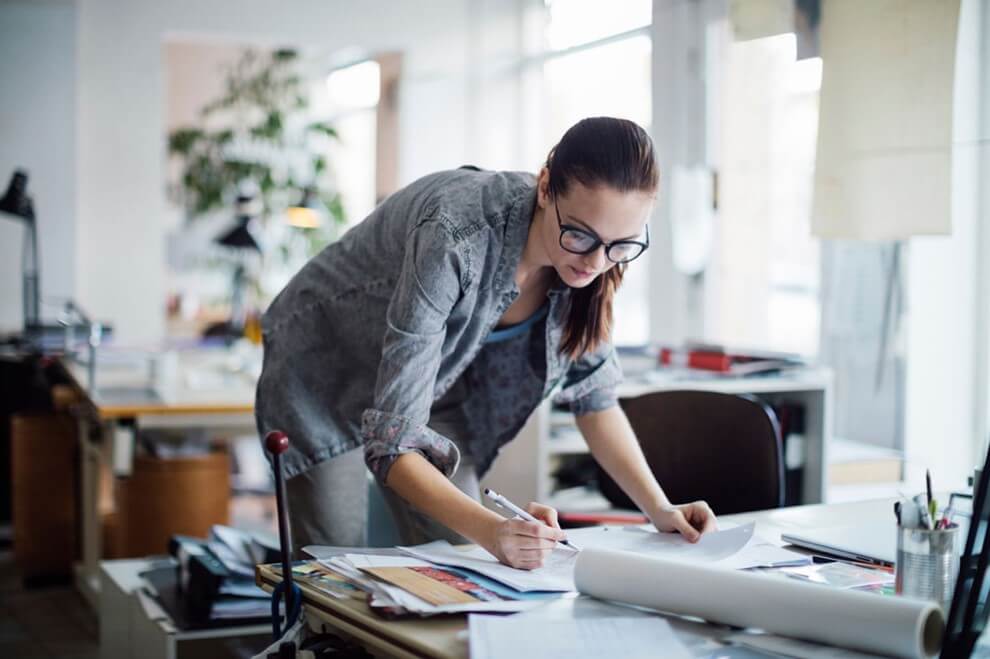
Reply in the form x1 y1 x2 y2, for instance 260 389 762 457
483 487 581 551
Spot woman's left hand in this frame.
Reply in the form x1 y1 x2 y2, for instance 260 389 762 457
650 501 717 542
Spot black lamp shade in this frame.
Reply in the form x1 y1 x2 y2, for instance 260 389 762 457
0 169 40 331
0 170 35 223
216 216 261 252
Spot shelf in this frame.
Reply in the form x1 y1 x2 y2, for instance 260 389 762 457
547 486 614 512
828 437 904 487
618 366 832 398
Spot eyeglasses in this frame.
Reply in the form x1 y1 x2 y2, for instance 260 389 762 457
554 199 649 264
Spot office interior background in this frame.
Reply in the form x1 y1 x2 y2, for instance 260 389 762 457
0 0 988 655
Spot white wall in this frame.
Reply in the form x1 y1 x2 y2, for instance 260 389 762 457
74 0 474 342
0 0 77 332
904 0 989 490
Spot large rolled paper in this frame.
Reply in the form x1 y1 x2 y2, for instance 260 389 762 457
575 548 943 659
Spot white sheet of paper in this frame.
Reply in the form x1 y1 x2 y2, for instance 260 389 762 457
565 522 755 563
469 613 692 659
399 523 771 592
344 554 431 569
718 537 812 570
567 523 810 570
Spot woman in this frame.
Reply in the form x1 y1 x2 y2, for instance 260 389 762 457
256 117 717 569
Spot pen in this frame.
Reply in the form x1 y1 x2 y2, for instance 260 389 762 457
483 488 581 551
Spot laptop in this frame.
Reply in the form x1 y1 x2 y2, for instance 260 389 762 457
782 523 897 567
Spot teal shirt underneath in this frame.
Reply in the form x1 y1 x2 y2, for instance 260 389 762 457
484 304 549 344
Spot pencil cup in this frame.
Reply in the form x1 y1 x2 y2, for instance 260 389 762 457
895 524 959 611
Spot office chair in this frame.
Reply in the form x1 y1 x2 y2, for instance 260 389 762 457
597 390 785 516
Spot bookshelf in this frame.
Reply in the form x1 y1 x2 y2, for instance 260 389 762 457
480 363 834 513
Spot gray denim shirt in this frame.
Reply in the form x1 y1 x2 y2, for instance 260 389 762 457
255 167 622 482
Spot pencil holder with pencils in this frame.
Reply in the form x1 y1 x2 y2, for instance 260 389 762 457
895 523 959 611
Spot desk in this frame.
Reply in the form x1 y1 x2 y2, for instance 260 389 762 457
59 348 257 608
255 498 895 659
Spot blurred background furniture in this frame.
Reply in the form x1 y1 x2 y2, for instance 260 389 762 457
58 347 257 607
596 390 784 515
11 411 78 580
481 365 833 514
100 558 269 659
116 451 231 558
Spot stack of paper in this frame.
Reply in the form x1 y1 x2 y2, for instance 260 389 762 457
302 523 811 617
270 562 365 601
397 522 809 595
398 542 579 592
301 549 560 615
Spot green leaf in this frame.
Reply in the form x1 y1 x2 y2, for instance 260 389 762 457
168 128 204 155
306 122 338 139
259 169 275 194
214 129 235 145
250 110 284 141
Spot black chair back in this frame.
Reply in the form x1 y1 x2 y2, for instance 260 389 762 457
597 390 785 515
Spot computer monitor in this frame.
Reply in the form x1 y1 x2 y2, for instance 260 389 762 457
941 443 990 658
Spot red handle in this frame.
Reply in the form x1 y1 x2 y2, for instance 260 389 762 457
265 430 289 456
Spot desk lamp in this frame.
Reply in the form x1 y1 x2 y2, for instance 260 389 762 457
0 170 39 333
213 193 262 338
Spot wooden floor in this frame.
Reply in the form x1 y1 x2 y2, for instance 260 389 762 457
0 550 98 659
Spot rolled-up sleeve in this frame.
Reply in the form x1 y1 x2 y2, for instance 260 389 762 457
361 218 464 483
552 341 623 417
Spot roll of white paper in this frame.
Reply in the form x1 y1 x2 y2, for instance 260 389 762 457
575 548 943 659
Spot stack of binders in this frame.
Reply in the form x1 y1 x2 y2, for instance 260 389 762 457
141 525 279 628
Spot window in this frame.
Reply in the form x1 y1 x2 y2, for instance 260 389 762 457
532 0 653 346
546 0 652 50
710 34 821 356
323 59 380 228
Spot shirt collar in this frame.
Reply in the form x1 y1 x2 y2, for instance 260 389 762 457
495 184 537 297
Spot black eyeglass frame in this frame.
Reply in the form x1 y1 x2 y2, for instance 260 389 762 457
554 199 650 264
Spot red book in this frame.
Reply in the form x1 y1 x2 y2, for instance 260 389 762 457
659 347 732 372
558 511 649 526
659 346 802 374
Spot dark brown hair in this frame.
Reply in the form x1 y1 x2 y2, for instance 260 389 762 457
546 117 659 359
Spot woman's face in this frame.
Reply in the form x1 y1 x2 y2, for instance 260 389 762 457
536 168 654 288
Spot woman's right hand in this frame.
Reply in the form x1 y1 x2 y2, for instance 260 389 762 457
486 504 568 569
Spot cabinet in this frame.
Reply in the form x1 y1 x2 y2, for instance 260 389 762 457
99 559 269 659
481 365 833 511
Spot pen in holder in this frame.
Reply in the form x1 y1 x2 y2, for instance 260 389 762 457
895 522 960 611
